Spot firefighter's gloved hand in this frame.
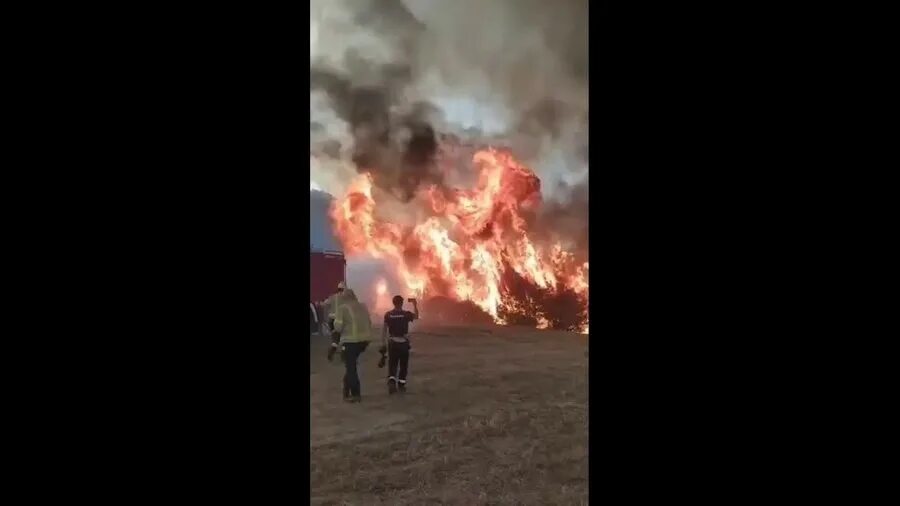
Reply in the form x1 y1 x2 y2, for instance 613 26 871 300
327 342 338 362
339 345 345 362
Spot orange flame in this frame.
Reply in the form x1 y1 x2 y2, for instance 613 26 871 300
331 147 589 332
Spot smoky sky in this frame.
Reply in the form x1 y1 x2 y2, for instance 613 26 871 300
310 0 588 206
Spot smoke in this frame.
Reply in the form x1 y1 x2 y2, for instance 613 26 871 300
311 0 589 308
535 181 589 253
310 0 588 206
345 255 402 314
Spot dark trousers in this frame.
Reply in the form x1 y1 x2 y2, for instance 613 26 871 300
342 341 368 398
388 341 410 384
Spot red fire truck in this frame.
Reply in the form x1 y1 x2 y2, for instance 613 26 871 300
309 249 346 334
309 189 347 334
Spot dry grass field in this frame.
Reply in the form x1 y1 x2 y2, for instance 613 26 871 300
310 323 589 505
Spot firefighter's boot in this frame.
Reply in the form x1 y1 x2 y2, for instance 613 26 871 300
388 378 397 395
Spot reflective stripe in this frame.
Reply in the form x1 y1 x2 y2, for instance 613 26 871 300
398 379 406 384
335 302 373 342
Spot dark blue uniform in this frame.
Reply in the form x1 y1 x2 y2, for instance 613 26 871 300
384 309 416 390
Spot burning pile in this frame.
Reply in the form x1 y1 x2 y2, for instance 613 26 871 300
330 146 588 333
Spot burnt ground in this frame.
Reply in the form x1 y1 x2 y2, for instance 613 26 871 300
310 323 589 505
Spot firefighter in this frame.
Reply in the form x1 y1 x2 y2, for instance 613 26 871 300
332 289 374 402
381 295 419 394
323 281 345 361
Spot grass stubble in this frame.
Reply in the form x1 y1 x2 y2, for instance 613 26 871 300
310 324 588 505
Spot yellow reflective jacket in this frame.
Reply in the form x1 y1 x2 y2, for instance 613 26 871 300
333 299 373 343
323 293 340 319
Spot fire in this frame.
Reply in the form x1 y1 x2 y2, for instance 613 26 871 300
371 277 394 317
331 147 589 332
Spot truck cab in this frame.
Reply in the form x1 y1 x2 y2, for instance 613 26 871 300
309 249 346 334
310 189 345 335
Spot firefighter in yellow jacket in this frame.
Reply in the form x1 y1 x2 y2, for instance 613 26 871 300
331 288 374 402
323 281 345 361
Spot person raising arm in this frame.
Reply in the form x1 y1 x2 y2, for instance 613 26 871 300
383 296 418 394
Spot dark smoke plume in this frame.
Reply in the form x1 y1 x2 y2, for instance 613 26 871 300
311 60 442 201
311 0 589 203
